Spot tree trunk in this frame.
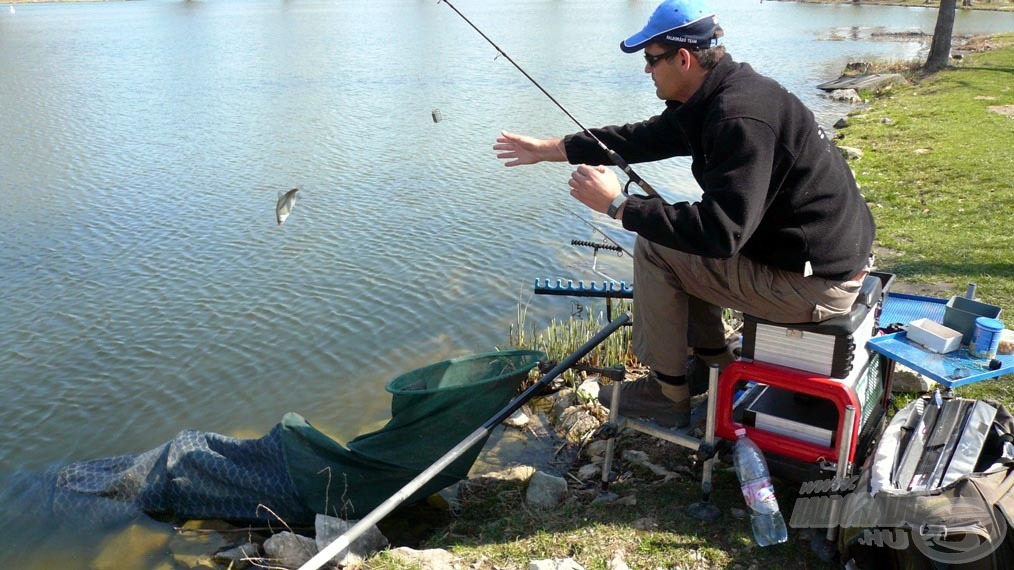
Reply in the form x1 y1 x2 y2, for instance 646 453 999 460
925 0 957 72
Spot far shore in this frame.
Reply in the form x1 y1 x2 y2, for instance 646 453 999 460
6 0 1014 10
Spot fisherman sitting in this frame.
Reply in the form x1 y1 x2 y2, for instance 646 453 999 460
494 0 874 428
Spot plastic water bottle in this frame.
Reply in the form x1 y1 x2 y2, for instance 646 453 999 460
732 428 788 546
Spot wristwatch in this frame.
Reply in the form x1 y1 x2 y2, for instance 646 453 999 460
606 194 627 219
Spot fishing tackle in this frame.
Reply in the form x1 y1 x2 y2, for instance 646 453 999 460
438 0 657 197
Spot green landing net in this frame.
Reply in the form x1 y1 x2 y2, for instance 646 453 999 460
279 349 545 519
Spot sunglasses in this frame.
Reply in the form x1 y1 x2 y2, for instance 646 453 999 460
643 47 681 67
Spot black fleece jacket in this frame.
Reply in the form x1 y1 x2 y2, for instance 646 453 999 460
563 54 875 281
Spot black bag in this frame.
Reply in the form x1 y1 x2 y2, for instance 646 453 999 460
837 395 1014 569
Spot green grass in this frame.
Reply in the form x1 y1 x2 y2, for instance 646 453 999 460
841 33 1014 313
837 33 1014 402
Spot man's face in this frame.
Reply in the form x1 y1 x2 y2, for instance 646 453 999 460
643 43 688 102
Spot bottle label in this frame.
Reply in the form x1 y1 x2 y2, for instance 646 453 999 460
741 477 778 513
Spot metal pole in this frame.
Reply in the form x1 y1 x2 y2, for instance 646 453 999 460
600 381 622 489
701 365 720 496
826 405 857 543
299 312 632 570
687 364 722 521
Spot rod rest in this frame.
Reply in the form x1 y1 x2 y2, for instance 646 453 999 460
533 278 634 299
746 273 890 336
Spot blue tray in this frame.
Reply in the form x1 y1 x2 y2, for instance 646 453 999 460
867 332 1013 388
880 292 947 326
873 293 1011 388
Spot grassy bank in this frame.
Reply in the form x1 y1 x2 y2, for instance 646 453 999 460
362 37 1014 570
772 0 1014 11
837 33 1014 403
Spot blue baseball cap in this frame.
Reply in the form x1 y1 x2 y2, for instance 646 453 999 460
620 0 720 53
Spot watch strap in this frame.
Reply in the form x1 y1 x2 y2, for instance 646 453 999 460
606 194 627 219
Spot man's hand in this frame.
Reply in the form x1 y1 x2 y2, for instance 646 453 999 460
494 131 566 166
568 164 623 216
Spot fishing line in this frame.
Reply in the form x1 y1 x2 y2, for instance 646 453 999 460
438 0 657 197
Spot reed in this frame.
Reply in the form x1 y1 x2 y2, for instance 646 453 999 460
507 300 640 385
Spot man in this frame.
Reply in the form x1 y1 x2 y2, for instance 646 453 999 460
494 0 875 428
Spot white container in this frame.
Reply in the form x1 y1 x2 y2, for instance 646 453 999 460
907 318 962 354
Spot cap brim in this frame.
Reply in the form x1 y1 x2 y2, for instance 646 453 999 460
620 32 655 53
620 14 719 54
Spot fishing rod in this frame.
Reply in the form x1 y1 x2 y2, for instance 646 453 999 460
439 0 658 198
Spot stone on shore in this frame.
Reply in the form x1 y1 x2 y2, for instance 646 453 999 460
262 531 317 569
837 145 864 160
891 363 938 393
607 550 632 570
314 514 389 567
525 470 569 508
213 542 260 569
830 88 863 104
387 546 459 569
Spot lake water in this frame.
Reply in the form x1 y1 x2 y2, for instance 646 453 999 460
2 0 1013 564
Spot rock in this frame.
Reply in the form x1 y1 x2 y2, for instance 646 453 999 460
879 117 895 125
388 546 458 569
607 550 632 570
837 145 864 160
314 514 389 567
631 517 657 530
845 61 871 74
830 88 862 104
577 463 601 480
615 494 637 507
529 557 585 570
479 464 536 483
551 388 577 422
584 439 609 459
431 481 462 512
833 117 849 129
622 449 674 478
262 531 317 569
526 470 569 508
557 405 600 443
891 364 937 393
505 408 530 428
213 543 260 569
577 378 600 401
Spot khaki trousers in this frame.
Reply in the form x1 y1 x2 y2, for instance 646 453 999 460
632 237 865 377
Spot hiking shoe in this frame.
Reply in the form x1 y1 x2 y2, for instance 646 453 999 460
598 373 690 428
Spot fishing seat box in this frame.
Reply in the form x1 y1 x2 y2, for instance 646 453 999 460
714 273 896 483
740 272 893 380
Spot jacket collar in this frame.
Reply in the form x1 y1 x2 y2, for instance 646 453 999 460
666 53 736 133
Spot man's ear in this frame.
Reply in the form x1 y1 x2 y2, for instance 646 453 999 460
680 48 692 69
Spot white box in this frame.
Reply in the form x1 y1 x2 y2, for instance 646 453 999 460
907 318 962 354
743 306 876 380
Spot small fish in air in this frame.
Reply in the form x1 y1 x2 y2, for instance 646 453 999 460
276 188 300 225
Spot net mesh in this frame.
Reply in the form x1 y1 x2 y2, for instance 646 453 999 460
0 350 543 531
